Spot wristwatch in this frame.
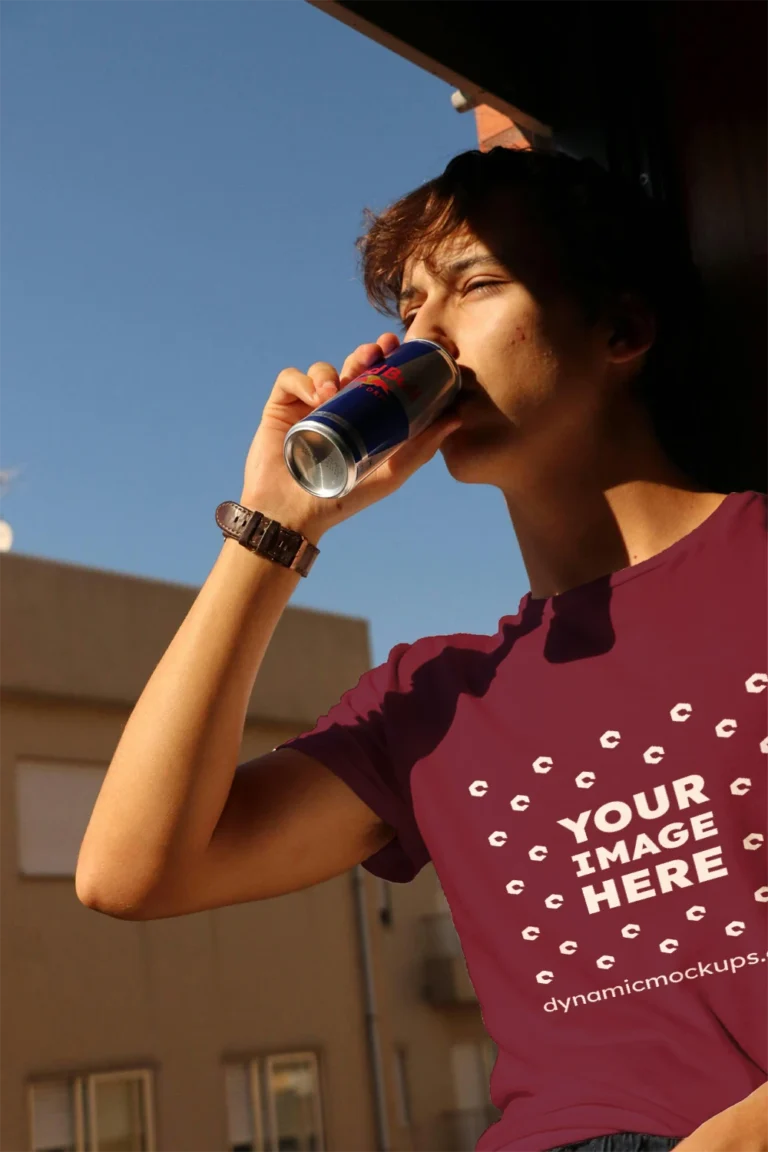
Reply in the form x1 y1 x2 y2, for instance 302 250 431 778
216 501 319 577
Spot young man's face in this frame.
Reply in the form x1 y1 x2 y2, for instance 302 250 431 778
398 191 647 490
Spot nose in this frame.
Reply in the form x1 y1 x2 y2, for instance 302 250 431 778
404 324 459 363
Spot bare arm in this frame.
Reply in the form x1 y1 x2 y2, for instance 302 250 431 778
76 533 394 918
76 337 456 919
111 747 397 919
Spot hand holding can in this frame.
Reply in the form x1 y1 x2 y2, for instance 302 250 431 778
284 339 462 499
239 335 462 543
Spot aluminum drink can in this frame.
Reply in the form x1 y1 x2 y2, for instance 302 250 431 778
283 339 461 499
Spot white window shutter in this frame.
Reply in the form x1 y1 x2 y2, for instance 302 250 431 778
31 1081 75 1151
16 761 106 876
225 1063 254 1147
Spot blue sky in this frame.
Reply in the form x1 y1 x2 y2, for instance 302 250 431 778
2 0 529 668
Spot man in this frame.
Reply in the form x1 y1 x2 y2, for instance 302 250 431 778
77 148 767 1152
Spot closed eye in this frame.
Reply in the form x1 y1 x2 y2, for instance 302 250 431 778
400 280 506 331
464 279 505 297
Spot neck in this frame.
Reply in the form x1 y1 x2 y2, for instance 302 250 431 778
502 404 728 600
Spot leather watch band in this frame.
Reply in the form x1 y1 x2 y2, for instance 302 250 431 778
216 501 319 578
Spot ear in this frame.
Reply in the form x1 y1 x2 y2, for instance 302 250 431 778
606 293 656 366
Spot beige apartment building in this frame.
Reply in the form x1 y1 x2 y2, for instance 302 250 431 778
1 552 499 1152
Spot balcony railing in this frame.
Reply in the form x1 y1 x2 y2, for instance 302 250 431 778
419 912 478 1006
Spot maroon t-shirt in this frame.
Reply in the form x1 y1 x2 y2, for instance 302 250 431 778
281 490 768 1152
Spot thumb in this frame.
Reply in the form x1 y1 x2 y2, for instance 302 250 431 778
341 411 463 514
392 412 463 472
416 412 463 455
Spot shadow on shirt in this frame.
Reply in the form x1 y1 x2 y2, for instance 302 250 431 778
341 577 618 879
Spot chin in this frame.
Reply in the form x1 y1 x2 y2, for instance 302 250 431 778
439 425 515 486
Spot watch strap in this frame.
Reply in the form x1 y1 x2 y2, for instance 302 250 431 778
216 501 319 578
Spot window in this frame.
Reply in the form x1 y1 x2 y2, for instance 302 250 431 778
267 1054 323 1152
224 1053 325 1152
16 760 106 877
392 1047 412 1129
28 1080 77 1152
28 1069 155 1152
224 1063 262 1152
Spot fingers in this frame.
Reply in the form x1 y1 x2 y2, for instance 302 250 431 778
377 332 400 357
273 334 402 409
339 332 400 386
339 344 381 386
273 367 319 407
306 361 340 403
272 363 339 409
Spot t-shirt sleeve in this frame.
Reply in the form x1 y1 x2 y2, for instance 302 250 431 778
276 641 430 883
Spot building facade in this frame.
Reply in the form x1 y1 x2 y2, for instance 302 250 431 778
1 552 498 1152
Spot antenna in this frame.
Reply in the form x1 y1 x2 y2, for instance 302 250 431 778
0 466 22 553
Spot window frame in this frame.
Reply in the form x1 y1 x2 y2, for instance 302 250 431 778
27 1067 155 1152
224 1051 325 1152
223 1059 265 1152
265 1050 324 1152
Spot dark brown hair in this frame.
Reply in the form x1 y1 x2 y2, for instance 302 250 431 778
356 147 730 490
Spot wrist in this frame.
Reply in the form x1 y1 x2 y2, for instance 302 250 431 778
237 493 326 548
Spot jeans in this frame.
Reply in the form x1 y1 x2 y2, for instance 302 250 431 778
544 1134 683 1152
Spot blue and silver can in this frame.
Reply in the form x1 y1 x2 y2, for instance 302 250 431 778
283 338 461 498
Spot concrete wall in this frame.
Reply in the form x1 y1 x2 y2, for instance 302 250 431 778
1 553 494 1152
1 552 372 728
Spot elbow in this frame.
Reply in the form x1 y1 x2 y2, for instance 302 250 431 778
75 863 156 921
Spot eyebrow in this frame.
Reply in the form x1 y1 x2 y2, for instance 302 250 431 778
398 254 504 309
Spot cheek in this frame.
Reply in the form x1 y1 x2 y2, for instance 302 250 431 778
459 298 561 415
501 297 558 367
534 298 600 373
495 319 561 411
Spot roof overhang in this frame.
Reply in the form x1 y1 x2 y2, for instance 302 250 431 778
306 2 617 161
307 0 559 137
